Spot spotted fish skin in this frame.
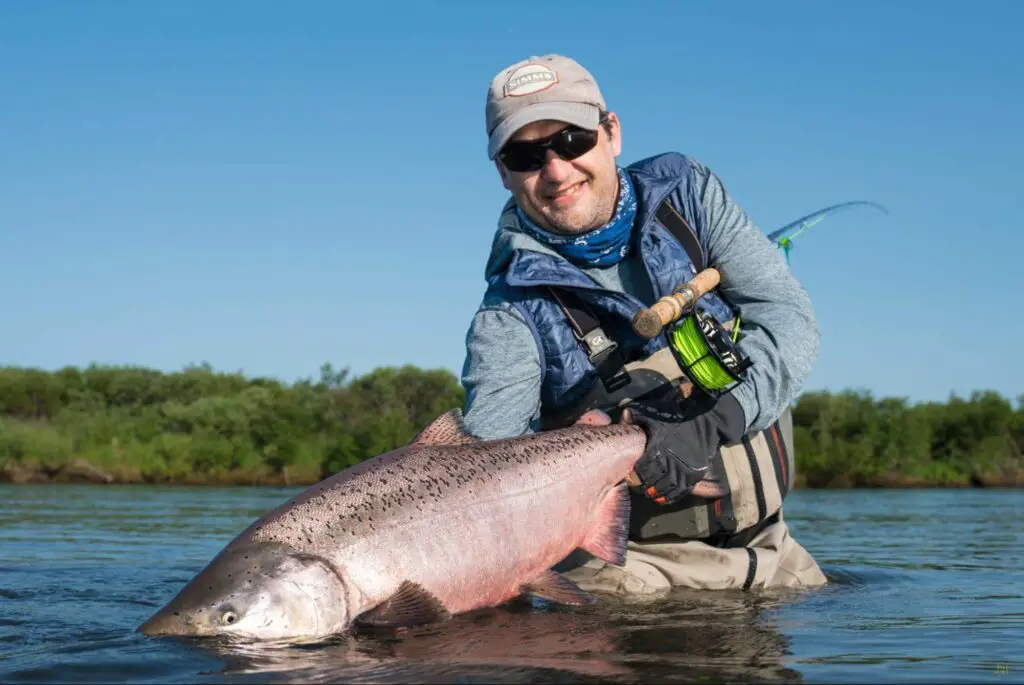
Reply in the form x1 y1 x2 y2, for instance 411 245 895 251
137 409 647 641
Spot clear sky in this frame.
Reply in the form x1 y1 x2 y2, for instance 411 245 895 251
3 0 1022 404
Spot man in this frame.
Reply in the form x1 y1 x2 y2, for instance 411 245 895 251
460 53 828 595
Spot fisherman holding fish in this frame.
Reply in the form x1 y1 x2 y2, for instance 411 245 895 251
135 53 830 645
462 54 828 593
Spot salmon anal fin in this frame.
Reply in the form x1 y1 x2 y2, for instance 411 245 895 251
521 570 598 606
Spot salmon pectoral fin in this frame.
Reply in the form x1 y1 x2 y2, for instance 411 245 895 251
521 570 598 606
409 408 481 446
579 482 630 567
353 580 452 629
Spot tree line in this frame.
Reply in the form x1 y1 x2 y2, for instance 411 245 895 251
0 363 1021 487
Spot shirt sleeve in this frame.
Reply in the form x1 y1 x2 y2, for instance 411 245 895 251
689 158 821 432
459 301 544 440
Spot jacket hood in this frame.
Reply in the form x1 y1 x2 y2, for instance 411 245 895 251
483 200 565 281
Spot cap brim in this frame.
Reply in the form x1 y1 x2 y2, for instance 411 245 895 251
487 101 600 160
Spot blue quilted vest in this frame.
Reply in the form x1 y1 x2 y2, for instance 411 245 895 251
490 153 738 418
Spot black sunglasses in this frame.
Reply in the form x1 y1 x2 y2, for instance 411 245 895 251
498 124 601 173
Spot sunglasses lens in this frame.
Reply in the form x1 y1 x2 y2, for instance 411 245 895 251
555 128 599 160
499 126 600 172
498 144 546 172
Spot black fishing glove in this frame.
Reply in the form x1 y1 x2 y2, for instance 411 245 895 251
624 389 747 505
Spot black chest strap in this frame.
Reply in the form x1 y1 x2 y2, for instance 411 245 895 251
655 198 706 271
546 287 630 392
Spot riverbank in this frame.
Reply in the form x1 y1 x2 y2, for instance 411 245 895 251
1 363 1021 491
3 457 1022 489
0 458 318 487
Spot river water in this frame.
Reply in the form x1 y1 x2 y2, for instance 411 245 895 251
1 484 1021 684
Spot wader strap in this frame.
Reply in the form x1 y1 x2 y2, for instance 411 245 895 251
655 200 706 272
546 288 630 393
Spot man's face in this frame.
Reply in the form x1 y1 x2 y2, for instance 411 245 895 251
497 113 622 236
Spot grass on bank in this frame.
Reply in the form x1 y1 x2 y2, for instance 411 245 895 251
1 363 1021 487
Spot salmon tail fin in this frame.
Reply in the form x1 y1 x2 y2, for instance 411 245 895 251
521 570 598 606
354 580 452 629
580 482 631 567
410 409 481 446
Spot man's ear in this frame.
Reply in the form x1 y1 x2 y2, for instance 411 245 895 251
605 111 623 157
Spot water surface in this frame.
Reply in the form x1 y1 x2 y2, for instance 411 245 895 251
1 485 1021 683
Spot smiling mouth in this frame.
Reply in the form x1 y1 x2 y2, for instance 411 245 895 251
546 181 586 203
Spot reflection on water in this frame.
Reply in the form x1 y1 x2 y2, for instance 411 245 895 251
1 485 1022 684
198 590 807 684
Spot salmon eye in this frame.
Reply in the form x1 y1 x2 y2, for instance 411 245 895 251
220 611 238 626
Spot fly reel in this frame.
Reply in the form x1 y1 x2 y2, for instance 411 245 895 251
667 308 752 396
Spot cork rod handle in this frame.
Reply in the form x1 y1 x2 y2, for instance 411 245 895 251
631 268 721 339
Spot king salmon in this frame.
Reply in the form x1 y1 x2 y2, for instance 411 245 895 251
137 408 647 642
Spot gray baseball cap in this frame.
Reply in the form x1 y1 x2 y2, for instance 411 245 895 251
485 54 606 160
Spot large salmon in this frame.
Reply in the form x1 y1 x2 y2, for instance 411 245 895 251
137 408 647 642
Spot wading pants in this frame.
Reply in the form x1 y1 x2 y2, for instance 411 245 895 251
556 510 827 595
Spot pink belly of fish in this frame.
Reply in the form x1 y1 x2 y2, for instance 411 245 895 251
343 451 635 616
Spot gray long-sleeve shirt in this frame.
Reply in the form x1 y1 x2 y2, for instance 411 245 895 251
460 156 820 441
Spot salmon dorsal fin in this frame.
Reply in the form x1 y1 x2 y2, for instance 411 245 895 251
409 408 480 446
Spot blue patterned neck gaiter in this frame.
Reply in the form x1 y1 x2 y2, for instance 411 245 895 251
515 167 638 268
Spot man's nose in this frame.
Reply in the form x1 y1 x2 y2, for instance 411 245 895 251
540 150 573 182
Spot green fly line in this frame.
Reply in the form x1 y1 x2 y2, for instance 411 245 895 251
669 313 740 391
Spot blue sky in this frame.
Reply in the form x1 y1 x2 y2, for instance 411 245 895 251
2 0 1022 404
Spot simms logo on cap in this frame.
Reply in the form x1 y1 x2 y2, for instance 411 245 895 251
503 63 559 97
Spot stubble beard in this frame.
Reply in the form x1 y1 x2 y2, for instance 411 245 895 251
542 186 619 237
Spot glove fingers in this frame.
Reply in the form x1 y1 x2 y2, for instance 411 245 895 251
647 458 698 505
632 456 677 504
639 457 726 503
